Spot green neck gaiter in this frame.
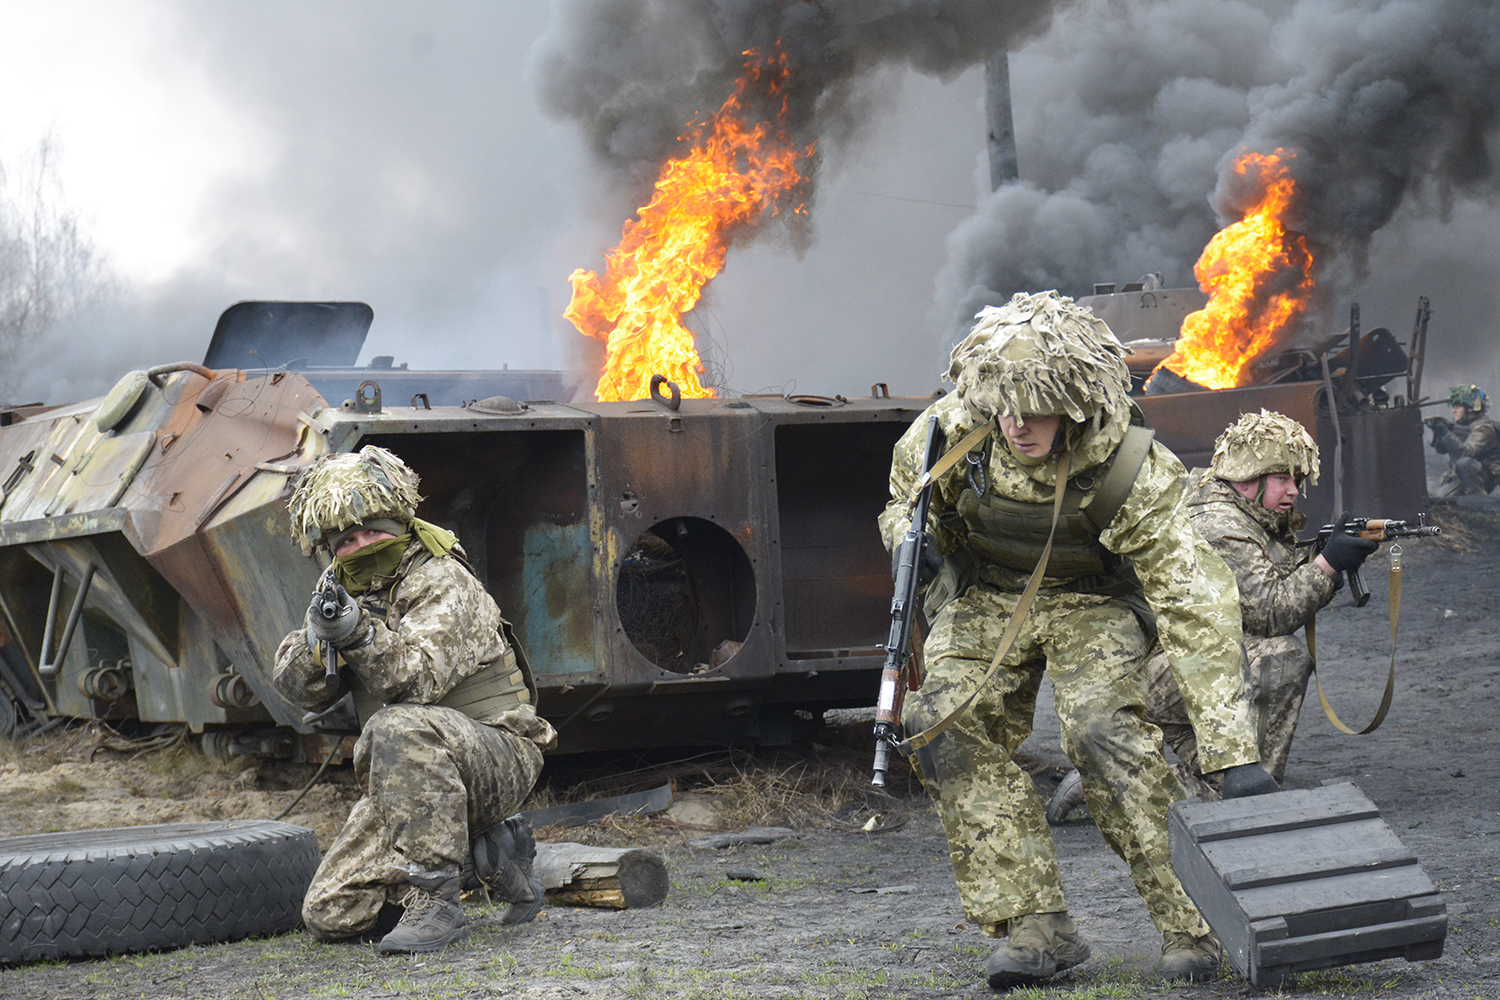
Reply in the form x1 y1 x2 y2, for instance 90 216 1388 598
333 534 411 595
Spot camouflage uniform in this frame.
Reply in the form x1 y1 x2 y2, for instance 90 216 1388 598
1433 386 1500 495
274 451 555 943
880 293 1258 946
1448 413 1500 494
1144 475 1335 798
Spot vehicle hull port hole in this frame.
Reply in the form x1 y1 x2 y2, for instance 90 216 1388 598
615 516 754 674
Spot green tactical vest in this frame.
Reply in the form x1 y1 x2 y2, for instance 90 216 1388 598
347 549 535 728
924 425 1157 637
957 425 1155 578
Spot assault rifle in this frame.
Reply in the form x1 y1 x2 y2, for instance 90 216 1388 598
872 416 942 788
316 571 343 678
1309 516 1441 607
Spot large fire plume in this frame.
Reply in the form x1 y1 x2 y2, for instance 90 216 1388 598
1158 149 1315 389
566 47 813 402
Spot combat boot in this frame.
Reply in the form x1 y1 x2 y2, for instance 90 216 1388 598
984 911 1091 991
376 869 466 955
1045 768 1086 825
472 813 546 925
1158 930 1223 981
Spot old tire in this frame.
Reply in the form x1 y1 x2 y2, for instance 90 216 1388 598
0 820 320 964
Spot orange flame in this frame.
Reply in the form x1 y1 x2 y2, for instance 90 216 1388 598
1160 149 1315 389
566 48 813 402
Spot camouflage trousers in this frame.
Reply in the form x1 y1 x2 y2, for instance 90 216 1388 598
302 703 545 941
905 586 1211 939
1146 634 1311 799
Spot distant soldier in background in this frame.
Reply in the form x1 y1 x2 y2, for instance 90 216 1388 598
274 445 557 954
1427 385 1500 496
1047 411 1376 815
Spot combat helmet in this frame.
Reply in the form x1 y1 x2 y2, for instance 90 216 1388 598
947 290 1132 428
1208 410 1319 486
1448 385 1487 413
288 445 421 555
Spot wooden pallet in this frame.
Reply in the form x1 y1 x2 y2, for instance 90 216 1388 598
1169 781 1446 987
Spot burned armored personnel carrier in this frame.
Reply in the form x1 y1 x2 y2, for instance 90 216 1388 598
0 292 1433 753
0 302 925 752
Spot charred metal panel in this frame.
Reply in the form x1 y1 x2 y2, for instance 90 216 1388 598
1328 406 1429 524
1135 382 1427 528
1137 382 1325 475
306 369 575 410
355 423 597 682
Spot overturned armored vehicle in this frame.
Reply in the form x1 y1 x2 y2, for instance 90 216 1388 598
0 293 1433 753
0 302 924 753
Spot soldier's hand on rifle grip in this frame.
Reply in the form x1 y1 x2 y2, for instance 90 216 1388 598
307 583 360 647
1321 514 1379 574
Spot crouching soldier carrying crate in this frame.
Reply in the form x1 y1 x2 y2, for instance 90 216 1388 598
876 291 1276 991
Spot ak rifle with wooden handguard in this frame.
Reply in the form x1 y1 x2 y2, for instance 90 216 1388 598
1308 516 1441 607
872 415 942 788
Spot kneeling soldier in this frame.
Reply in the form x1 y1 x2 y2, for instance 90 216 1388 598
274 445 557 953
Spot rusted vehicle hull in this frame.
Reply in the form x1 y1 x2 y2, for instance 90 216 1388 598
0 367 922 751
0 295 1431 751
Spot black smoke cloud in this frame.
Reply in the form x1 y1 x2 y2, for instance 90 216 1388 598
938 0 1500 359
530 0 1069 240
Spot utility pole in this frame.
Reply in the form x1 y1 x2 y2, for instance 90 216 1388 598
984 51 1018 190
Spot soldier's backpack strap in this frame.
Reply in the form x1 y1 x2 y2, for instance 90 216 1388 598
499 616 538 705
1082 425 1155 533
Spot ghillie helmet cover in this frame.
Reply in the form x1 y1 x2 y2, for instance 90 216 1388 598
288 445 421 554
1208 409 1320 486
946 290 1132 427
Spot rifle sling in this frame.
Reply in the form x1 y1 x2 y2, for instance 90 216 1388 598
1306 545 1401 735
898 450 1071 756
907 422 997 508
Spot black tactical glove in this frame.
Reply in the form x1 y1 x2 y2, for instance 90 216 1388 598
1425 417 1456 453
892 530 944 588
307 583 361 646
1321 513 1379 573
1218 763 1279 798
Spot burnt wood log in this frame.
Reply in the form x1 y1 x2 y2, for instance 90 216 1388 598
534 842 669 910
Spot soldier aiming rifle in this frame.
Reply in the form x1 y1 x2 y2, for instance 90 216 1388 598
1426 385 1500 496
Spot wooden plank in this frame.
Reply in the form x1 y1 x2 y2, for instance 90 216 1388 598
1173 783 1379 843
1258 914 1449 966
1234 867 1439 922
1200 818 1416 889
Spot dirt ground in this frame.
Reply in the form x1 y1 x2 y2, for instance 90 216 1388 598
1 500 1498 999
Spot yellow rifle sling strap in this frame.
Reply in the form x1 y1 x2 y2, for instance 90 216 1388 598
906 421 996 508
1307 544 1401 735
899 450 1071 755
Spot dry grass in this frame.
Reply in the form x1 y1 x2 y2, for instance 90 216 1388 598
1427 503 1500 554
524 732 928 848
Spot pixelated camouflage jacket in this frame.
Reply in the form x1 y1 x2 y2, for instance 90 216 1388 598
1455 414 1500 476
1186 476 1336 638
879 392 1255 768
274 539 552 745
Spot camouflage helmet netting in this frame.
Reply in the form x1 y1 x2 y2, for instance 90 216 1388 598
1209 409 1319 485
1448 384 1487 411
946 290 1132 425
288 445 422 553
